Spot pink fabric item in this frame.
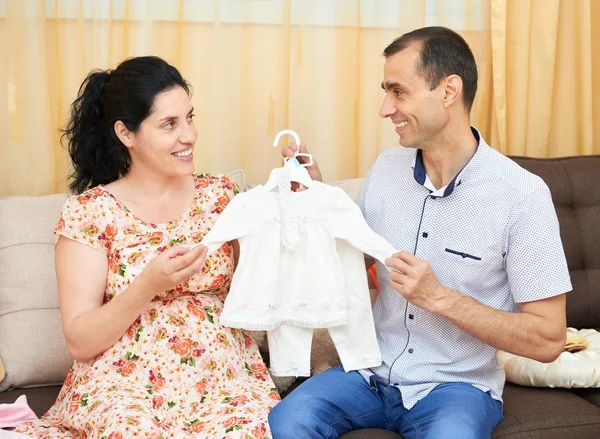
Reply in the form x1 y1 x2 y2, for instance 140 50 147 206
0 395 38 428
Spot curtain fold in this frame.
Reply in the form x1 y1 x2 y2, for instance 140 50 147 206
0 0 597 197
490 0 596 157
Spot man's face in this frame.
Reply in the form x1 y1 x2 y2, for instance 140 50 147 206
379 44 447 149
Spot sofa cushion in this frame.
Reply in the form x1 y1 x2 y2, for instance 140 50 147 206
0 193 72 392
572 388 600 408
510 156 600 329
492 383 600 438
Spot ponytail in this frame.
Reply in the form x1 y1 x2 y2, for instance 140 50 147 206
63 70 130 194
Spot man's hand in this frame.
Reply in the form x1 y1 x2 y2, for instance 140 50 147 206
281 143 323 184
385 251 453 314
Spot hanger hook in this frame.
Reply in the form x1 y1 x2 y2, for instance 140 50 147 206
273 129 300 148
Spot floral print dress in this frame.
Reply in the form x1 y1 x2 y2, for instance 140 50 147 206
15 174 279 439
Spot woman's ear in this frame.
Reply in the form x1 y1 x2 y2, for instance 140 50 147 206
114 121 134 149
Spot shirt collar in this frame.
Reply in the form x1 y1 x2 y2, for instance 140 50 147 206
411 126 490 197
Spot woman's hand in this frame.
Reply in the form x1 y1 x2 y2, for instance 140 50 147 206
135 245 208 297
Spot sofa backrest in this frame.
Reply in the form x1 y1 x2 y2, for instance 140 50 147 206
0 193 72 392
511 156 600 329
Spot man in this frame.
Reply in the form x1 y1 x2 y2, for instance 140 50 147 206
268 26 571 439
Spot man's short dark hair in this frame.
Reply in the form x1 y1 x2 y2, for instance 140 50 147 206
383 26 478 112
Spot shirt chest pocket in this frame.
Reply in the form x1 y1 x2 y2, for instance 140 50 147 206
444 247 482 262
439 240 490 271
438 244 487 287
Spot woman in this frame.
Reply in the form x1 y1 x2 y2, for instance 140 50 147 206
15 56 279 438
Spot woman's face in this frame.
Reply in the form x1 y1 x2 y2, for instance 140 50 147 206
128 85 197 178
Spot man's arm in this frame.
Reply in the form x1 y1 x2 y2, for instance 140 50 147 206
438 287 565 362
386 251 566 363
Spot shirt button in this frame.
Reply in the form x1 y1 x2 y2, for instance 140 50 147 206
422 232 428 238
408 348 414 354
408 314 414 320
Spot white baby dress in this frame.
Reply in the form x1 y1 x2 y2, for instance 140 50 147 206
200 167 397 375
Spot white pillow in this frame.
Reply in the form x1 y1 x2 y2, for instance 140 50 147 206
497 328 600 388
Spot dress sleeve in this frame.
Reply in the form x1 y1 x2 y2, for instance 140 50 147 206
54 189 111 254
328 187 397 267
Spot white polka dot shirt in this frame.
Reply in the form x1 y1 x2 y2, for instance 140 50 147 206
357 127 572 409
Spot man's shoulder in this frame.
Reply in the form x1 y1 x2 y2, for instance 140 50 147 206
483 147 550 197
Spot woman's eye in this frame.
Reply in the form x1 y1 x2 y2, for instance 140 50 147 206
187 114 195 122
164 122 174 129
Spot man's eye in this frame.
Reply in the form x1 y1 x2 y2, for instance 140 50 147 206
187 114 195 122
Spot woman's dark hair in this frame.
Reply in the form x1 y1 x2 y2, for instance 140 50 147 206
383 26 478 112
63 56 190 194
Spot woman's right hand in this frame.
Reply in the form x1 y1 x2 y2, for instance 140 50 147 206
135 245 208 297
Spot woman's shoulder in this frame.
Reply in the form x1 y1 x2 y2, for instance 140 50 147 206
64 186 110 209
56 186 117 251
61 185 121 224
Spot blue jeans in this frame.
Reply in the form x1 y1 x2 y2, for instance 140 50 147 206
268 365 503 439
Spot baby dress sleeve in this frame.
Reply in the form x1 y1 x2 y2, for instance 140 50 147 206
327 187 396 267
200 188 263 256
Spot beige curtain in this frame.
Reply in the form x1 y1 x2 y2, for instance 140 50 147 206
489 0 599 157
0 0 596 197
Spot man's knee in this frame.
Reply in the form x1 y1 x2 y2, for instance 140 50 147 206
421 413 497 439
269 396 324 438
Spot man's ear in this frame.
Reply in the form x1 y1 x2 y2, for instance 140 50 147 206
114 120 134 149
442 74 463 109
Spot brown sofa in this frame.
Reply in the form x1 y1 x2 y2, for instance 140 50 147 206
1 156 600 438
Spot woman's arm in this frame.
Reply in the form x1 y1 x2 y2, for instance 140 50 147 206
57 236 207 362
